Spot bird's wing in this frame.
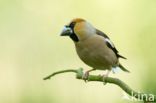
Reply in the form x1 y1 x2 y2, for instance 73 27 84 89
96 29 126 59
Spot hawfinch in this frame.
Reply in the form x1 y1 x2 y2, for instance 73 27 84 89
60 18 129 81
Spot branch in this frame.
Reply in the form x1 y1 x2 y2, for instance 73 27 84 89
43 68 155 102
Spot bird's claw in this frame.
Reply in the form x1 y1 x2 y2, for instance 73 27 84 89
102 75 107 85
98 74 107 85
82 72 89 82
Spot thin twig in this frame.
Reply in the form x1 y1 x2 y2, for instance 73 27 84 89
43 68 155 102
43 69 77 80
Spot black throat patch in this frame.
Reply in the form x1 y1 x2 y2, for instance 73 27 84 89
69 22 79 42
69 33 79 42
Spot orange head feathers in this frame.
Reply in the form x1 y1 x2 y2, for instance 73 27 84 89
60 18 96 42
70 18 85 23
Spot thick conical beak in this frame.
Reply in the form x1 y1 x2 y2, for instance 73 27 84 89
60 26 73 36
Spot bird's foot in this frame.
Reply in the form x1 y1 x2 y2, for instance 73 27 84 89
82 69 95 82
100 70 111 85
98 74 108 85
82 71 90 82
101 74 108 85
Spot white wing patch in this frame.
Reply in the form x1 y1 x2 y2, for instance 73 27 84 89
105 38 115 48
112 66 121 74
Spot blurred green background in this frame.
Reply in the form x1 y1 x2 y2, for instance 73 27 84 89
0 0 156 103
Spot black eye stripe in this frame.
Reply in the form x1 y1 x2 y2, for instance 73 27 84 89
69 22 76 29
68 22 79 42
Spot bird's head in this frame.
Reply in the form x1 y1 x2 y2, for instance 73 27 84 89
60 18 96 42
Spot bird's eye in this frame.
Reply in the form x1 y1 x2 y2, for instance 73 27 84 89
69 22 76 29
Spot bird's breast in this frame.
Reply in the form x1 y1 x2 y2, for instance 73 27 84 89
75 35 117 70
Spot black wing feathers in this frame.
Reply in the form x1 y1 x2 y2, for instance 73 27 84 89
96 29 110 39
96 29 126 59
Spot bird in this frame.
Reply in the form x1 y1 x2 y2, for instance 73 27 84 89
60 18 129 82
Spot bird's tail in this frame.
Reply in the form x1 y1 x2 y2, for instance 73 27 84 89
119 63 130 73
